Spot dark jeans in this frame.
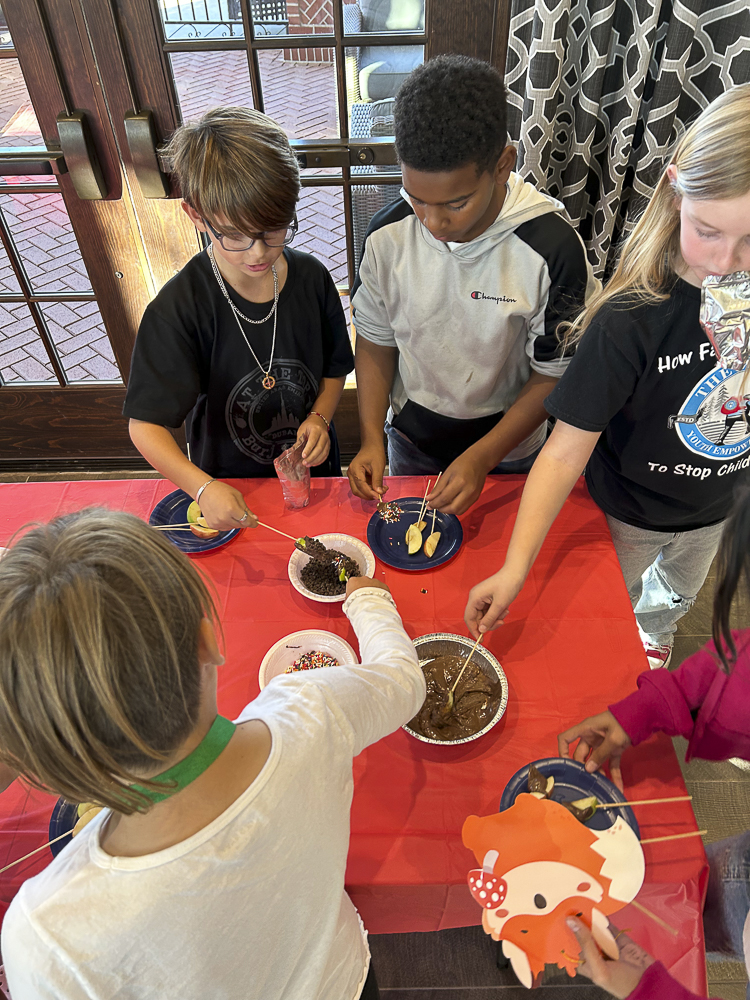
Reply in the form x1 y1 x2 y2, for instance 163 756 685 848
704 831 750 998
359 960 380 999
385 421 542 476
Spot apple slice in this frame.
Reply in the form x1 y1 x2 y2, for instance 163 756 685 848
423 531 441 557
72 805 102 837
186 501 202 524
405 524 422 554
190 516 220 540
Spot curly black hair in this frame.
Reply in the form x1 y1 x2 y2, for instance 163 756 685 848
394 55 508 174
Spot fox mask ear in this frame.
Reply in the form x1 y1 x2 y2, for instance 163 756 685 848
502 939 533 989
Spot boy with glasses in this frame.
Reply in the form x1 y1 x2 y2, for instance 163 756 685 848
124 107 353 530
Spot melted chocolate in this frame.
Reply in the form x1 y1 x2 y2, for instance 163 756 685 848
408 654 502 741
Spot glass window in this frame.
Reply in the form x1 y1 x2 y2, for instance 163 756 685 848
351 183 398 271
0 192 94 294
0 303 55 382
259 48 338 138
157 0 245 42
343 0 425 34
170 51 255 120
39 302 121 382
0 240 21 294
296 185 347 284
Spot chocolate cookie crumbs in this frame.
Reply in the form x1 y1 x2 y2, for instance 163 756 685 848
300 550 361 595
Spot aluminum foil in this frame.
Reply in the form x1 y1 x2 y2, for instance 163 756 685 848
404 633 509 746
701 270 750 372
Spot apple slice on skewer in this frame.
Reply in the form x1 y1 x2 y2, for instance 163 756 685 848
424 507 441 557
405 523 423 554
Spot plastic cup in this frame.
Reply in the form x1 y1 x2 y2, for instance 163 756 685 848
274 442 310 510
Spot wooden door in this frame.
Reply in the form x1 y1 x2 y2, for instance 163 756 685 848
0 0 509 465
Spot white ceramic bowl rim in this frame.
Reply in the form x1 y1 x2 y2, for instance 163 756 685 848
287 533 376 604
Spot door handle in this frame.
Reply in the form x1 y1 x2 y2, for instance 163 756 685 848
124 110 169 199
56 111 107 200
0 148 67 176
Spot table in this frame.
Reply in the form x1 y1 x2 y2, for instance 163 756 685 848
0 477 707 993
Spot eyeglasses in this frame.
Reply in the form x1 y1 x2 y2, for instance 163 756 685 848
203 214 298 252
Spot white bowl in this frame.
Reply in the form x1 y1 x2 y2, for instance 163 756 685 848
259 630 358 689
287 533 376 604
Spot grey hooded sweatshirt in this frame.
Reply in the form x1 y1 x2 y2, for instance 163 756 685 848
352 172 598 463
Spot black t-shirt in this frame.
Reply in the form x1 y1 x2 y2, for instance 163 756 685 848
546 278 750 531
124 248 354 478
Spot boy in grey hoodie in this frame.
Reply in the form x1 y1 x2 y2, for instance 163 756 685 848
348 55 598 515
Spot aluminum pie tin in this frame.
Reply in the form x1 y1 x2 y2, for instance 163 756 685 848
404 633 509 745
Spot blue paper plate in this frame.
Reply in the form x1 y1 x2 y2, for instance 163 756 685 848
499 757 640 838
149 489 239 554
48 798 78 857
366 496 463 571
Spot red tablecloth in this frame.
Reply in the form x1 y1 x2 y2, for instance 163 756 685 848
0 477 708 994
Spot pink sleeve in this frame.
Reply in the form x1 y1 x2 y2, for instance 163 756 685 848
608 645 720 746
627 962 708 1000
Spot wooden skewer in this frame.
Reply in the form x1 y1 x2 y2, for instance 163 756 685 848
450 634 484 695
254 521 300 543
0 831 73 874
416 479 432 525
598 795 693 808
640 829 707 845
431 506 438 532
630 899 678 936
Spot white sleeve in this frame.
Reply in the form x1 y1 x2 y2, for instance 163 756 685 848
2 908 90 1000
292 589 425 757
350 241 398 348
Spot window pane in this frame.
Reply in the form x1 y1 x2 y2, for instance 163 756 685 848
343 0 425 34
346 43 422 125
0 192 93 294
0 240 21 294
157 0 245 42
40 302 121 383
170 51 255 121
0 57 53 185
0 4 13 49
296 186 346 284
259 48 338 138
0 303 55 383
351 183 399 272
252 0 332 39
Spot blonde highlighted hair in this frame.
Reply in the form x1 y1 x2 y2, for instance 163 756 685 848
0 509 219 814
564 84 750 348
164 105 300 233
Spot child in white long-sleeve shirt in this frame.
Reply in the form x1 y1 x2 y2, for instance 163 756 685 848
0 508 425 1000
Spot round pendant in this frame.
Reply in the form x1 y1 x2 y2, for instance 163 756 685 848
262 374 276 390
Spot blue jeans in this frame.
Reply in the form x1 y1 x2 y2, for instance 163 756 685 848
384 422 541 477
704 831 750 995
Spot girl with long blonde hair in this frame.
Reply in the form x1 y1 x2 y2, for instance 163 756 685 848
464 84 750 668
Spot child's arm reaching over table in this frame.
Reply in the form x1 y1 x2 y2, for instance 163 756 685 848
129 419 257 531
464 419 601 637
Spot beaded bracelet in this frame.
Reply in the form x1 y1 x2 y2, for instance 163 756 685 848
195 478 217 504
308 410 330 431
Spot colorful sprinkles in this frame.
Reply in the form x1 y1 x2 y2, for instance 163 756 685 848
285 650 340 673
378 501 403 523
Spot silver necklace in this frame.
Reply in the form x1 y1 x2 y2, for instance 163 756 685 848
207 243 279 389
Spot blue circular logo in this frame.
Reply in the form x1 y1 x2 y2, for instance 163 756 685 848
671 367 750 460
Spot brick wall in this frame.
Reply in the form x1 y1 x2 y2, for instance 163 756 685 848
285 0 334 62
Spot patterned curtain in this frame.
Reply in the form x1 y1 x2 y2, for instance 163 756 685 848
505 0 750 276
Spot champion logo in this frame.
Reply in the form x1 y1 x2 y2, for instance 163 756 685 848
471 290 517 304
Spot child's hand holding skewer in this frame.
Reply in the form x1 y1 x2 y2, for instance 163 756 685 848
195 480 258 531
566 918 655 999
